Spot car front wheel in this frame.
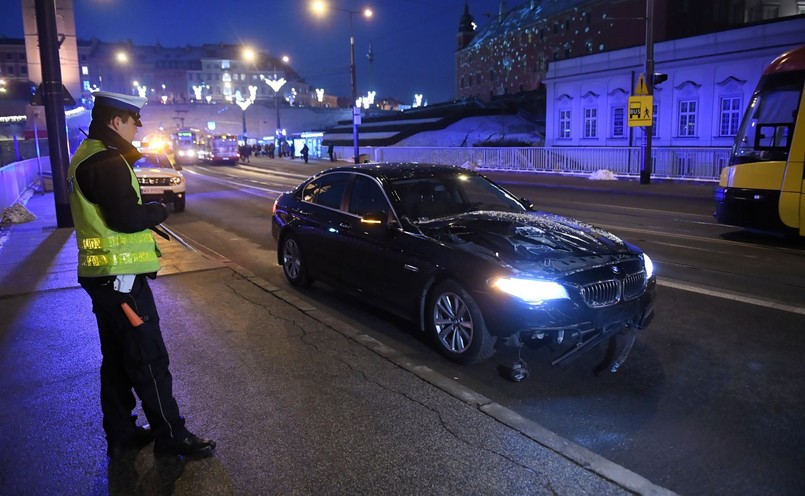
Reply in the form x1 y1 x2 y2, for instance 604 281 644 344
281 233 310 287
173 196 185 212
426 279 495 364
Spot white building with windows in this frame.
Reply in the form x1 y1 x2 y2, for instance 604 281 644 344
544 16 805 149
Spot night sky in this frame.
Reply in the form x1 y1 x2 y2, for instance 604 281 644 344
1 0 507 105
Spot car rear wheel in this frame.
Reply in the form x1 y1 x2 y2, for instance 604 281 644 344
426 279 495 364
281 233 310 287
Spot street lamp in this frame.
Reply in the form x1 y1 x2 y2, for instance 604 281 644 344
311 0 373 164
265 76 287 137
236 85 258 138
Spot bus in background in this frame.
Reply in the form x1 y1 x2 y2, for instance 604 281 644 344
715 45 805 238
198 133 240 164
172 127 200 165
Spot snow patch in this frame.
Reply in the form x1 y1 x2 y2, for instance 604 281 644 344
589 169 618 181
1 203 36 224
396 115 544 147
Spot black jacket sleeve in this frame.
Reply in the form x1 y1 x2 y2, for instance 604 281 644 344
75 150 168 233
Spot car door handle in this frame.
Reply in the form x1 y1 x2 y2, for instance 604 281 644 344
296 209 311 216
338 222 352 230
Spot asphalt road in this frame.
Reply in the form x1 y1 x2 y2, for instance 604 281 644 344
166 159 805 496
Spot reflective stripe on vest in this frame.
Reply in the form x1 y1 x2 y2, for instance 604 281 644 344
68 139 161 277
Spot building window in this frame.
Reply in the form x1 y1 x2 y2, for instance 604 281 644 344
798 1 805 14
719 97 742 136
559 110 571 139
612 107 625 138
762 2 779 19
81 65 89 76
583 108 597 138
678 100 697 137
585 41 593 54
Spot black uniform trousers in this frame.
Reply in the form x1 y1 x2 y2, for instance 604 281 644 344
80 274 188 446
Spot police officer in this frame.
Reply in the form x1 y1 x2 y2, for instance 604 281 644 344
68 91 215 459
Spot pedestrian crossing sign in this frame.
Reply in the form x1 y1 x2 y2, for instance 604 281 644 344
628 95 653 127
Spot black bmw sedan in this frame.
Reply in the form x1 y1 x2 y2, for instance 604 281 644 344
271 163 655 371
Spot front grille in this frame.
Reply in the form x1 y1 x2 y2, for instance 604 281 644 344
580 279 621 307
579 271 647 308
623 272 648 301
138 177 172 186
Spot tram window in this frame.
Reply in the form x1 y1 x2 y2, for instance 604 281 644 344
756 124 790 149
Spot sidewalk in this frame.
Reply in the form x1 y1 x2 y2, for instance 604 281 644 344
0 191 676 495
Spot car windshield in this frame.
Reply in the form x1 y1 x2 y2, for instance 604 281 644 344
133 154 173 169
391 173 527 221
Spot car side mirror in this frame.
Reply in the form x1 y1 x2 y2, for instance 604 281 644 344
361 211 390 229
520 197 535 210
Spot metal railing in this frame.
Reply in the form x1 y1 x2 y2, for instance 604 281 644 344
363 146 729 181
1 157 48 211
2 144 728 213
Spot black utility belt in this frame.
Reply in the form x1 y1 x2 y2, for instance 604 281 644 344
78 273 156 287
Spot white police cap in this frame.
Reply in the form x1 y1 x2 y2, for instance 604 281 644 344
91 91 147 113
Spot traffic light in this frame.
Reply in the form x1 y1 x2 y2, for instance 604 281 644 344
652 73 668 86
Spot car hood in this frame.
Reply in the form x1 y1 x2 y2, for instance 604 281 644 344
417 211 640 278
133 167 182 179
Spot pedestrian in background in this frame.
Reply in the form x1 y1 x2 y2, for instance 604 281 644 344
289 141 296 160
67 91 216 460
240 143 251 163
327 141 335 162
301 143 309 164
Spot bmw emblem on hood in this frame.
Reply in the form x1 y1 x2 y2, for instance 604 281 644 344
611 265 621 274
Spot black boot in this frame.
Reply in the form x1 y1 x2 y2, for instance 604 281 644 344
154 433 216 458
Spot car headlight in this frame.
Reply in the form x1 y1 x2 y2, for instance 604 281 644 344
169 177 183 185
491 277 569 304
642 253 654 278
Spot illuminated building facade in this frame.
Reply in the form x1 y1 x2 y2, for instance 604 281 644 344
455 0 805 102
543 16 805 148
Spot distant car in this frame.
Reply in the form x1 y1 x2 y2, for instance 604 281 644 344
271 163 656 374
132 152 186 212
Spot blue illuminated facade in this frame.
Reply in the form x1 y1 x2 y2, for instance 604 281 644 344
543 16 805 147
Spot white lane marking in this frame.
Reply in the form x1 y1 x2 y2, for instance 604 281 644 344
658 278 805 316
237 164 311 180
183 168 288 195
598 223 805 255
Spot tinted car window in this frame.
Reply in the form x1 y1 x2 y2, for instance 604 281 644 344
302 173 349 209
134 154 173 169
392 173 526 220
348 175 389 217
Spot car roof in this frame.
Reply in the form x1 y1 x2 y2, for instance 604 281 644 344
318 162 474 181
